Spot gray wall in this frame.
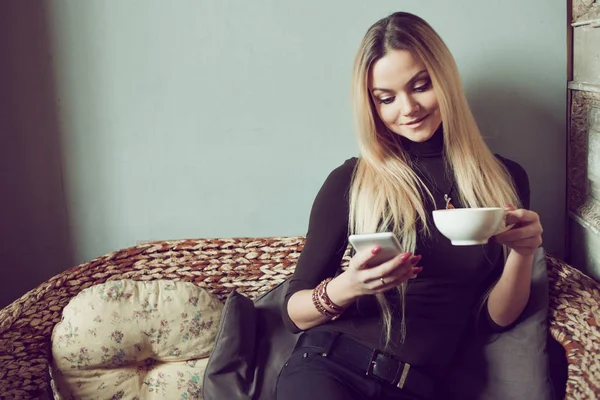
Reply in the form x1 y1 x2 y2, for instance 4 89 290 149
0 1 566 308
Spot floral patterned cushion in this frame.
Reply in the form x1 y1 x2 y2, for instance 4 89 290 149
50 280 223 399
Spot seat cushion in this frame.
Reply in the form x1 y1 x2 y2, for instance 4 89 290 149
441 246 554 399
50 280 223 399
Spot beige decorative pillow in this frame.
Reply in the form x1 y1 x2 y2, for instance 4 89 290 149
50 280 223 399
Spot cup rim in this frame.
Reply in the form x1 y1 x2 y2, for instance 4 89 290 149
432 207 504 214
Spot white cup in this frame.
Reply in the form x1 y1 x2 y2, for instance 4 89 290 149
432 207 510 246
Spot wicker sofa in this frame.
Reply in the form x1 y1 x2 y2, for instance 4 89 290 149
0 237 599 399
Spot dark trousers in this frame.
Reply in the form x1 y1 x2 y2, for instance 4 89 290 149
275 347 424 400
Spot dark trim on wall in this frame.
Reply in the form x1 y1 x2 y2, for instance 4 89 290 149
567 0 573 82
565 0 573 259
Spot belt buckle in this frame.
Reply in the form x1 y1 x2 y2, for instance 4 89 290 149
365 349 411 389
365 349 381 377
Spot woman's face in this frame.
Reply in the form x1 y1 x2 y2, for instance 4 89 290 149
369 49 442 143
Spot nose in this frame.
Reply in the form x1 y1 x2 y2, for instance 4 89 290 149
398 93 419 117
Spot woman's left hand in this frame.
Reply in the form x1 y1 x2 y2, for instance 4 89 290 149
492 205 543 256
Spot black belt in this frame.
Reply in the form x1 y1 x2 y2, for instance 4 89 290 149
295 330 434 399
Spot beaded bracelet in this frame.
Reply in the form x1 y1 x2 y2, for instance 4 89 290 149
312 278 345 320
317 278 344 313
312 285 335 318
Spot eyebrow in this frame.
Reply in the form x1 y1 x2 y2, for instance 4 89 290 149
371 69 429 93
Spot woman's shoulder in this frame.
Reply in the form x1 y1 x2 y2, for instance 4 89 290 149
494 154 530 207
335 157 359 171
494 154 528 183
316 157 359 199
326 157 359 181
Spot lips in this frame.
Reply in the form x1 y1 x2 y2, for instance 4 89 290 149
403 114 429 126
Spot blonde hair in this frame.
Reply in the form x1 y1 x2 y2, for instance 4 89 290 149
349 12 520 345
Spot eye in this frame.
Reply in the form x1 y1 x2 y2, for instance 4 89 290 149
377 97 395 105
413 79 431 93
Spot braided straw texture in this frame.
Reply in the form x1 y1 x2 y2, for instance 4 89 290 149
546 256 600 399
0 238 598 399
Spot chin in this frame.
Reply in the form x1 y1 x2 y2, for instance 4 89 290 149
396 128 436 143
405 132 434 142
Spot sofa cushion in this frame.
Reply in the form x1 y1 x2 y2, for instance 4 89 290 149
202 290 257 399
50 279 223 399
442 246 554 399
203 280 300 400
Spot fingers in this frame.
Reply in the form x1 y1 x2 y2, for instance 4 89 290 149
493 207 543 255
379 253 417 278
358 254 422 291
375 263 423 291
375 268 421 292
500 236 543 250
348 250 424 294
360 253 412 281
495 220 543 243
495 208 542 240
380 255 422 282
504 208 539 226
348 246 385 270
494 224 541 243
383 264 423 285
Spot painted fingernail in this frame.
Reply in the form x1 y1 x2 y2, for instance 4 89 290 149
401 252 412 261
413 266 423 273
371 246 381 254
410 255 422 264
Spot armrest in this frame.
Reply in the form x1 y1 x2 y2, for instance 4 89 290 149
546 255 600 399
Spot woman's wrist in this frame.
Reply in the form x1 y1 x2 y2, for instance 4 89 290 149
325 272 361 308
506 249 534 267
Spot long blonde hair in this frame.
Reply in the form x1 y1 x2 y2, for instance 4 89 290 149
349 12 520 345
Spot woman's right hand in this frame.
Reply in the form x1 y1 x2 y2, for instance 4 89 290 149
340 247 423 297
287 247 422 331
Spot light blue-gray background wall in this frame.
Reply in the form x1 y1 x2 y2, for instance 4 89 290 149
0 0 566 308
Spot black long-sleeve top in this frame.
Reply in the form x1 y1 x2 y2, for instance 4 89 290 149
282 128 530 380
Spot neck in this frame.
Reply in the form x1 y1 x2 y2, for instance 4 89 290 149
398 124 444 158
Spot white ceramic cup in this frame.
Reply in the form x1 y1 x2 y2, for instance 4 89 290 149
432 207 510 246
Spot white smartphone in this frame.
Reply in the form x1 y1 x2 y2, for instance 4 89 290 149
348 232 403 267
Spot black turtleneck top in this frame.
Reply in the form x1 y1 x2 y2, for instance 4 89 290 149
281 128 530 381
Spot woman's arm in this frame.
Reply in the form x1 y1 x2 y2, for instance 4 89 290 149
282 158 421 331
288 249 421 330
286 262 362 331
487 251 533 327
487 206 543 327
281 159 355 332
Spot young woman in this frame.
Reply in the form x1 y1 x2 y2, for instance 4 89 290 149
276 11 543 400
